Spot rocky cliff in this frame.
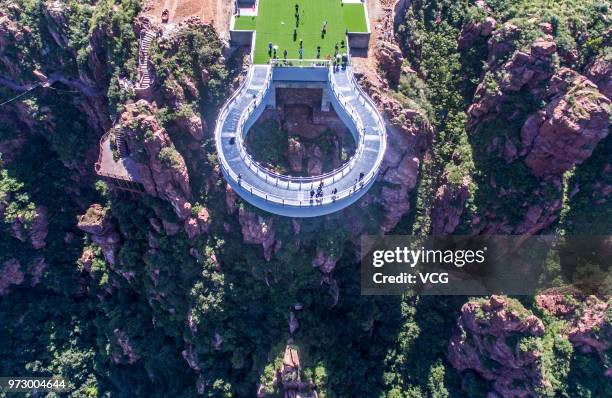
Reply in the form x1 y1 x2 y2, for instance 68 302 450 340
440 16 609 236
449 295 611 398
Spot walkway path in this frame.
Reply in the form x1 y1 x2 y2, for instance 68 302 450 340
136 30 156 93
215 63 386 217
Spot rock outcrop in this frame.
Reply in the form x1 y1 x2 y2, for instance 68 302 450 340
77 204 122 266
1 3 111 136
536 295 611 356
586 56 612 99
448 296 546 397
521 68 610 178
312 249 337 274
287 138 305 173
184 207 210 239
430 175 471 235
238 208 281 262
121 100 192 220
359 55 427 233
458 16 497 49
28 256 47 286
351 1 432 234
469 34 557 130
112 329 140 364
29 206 49 249
376 41 404 85
7 205 48 249
0 259 24 296
450 295 612 396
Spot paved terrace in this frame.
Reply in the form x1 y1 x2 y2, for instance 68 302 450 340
215 62 386 217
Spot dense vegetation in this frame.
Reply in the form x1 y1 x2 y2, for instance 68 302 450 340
0 0 609 397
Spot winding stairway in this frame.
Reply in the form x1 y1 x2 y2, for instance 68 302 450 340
136 30 157 92
215 63 387 217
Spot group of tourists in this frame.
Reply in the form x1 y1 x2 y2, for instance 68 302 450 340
308 181 341 204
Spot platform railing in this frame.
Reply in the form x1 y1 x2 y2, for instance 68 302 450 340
231 64 370 189
214 63 386 208
270 58 330 68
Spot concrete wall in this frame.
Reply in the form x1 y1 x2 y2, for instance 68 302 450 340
273 67 328 82
266 81 328 110
347 32 371 49
229 29 254 46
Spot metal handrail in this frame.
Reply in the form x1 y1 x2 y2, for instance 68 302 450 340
213 63 387 208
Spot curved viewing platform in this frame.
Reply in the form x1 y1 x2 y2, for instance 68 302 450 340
214 61 387 217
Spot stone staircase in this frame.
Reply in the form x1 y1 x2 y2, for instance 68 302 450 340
136 30 157 93
114 126 129 158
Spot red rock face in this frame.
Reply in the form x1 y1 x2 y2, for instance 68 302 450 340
586 56 612 99
238 208 281 262
430 175 471 235
122 100 192 221
536 295 611 355
377 41 404 85
448 296 546 398
522 70 610 177
469 35 557 130
77 204 122 266
458 17 497 49
0 259 24 296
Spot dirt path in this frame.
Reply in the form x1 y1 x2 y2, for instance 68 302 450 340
143 0 233 39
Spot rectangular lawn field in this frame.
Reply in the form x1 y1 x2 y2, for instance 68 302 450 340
234 0 368 64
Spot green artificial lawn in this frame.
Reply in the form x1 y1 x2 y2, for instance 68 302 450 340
233 0 368 64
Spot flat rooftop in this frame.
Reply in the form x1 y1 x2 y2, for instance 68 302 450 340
233 0 368 64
